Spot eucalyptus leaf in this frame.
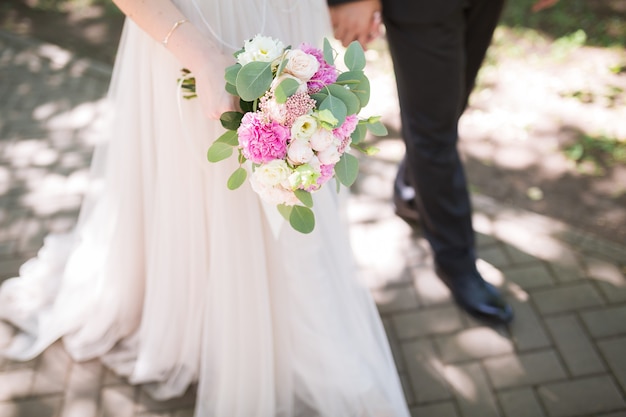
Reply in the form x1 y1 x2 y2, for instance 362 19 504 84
220 112 244 131
323 38 335 65
227 167 247 190
224 63 242 85
225 82 238 96
275 78 301 104
289 206 315 234
239 99 254 113
294 189 314 208
277 204 293 221
351 124 367 145
366 121 388 137
319 95 347 127
207 142 234 163
276 57 289 76
236 61 273 101
215 130 239 146
336 71 370 107
334 153 359 187
310 92 328 106
326 84 360 115
344 41 366 72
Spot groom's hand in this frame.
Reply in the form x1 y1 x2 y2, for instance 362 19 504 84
329 0 382 48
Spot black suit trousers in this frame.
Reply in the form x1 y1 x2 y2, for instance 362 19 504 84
383 0 505 275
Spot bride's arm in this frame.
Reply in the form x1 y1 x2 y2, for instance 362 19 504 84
111 0 236 118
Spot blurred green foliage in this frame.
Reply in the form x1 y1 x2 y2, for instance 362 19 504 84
17 0 120 15
501 0 626 48
565 134 626 176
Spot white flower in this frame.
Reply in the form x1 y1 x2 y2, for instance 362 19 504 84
284 49 320 81
287 139 314 165
308 155 321 172
253 160 291 187
250 175 299 206
317 144 341 165
271 74 308 95
309 128 334 152
291 115 318 140
237 35 285 66
262 97 288 125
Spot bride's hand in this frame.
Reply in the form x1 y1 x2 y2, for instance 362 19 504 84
193 53 238 120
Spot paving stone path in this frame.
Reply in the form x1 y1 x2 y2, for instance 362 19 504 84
1 30 625 417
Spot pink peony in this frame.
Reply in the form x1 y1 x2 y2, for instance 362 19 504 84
299 43 338 93
333 114 359 153
238 112 290 164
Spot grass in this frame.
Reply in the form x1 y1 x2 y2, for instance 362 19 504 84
564 134 626 176
500 0 626 48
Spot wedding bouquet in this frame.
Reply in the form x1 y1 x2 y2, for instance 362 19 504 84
182 35 386 233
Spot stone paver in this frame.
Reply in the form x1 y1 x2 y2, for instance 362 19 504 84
545 315 606 377
1 29 626 417
537 376 626 417
498 388 547 417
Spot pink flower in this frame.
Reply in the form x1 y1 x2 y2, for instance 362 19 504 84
316 163 335 188
284 93 316 127
238 112 290 164
299 43 338 93
333 114 359 153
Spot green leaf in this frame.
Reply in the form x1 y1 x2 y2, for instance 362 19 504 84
323 38 335 65
275 78 301 103
344 41 366 71
366 121 388 137
239 99 254 113
220 111 244 131
310 92 328 106
325 84 361 115
289 205 315 234
215 130 239 146
319 95 347 127
225 82 238 96
277 204 293 221
294 189 314 208
227 167 247 190
236 61 273 101
207 142 234 163
334 153 359 187
351 124 367 145
336 71 370 107
224 63 242 85
276 57 289 76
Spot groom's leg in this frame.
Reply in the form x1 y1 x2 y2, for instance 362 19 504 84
384 9 475 275
383 3 512 323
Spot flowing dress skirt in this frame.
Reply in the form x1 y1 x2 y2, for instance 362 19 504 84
0 0 411 415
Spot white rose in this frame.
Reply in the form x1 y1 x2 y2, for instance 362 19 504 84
250 175 299 206
291 115 318 140
238 35 285 66
271 74 307 95
284 49 320 81
253 160 291 187
317 144 341 165
308 155 321 172
309 128 334 152
262 97 287 125
287 139 314 165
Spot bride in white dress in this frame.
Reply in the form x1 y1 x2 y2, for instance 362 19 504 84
0 0 411 416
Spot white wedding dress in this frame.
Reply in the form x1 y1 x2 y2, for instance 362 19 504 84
0 1 410 416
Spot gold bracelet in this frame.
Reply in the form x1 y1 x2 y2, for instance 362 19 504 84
162 19 189 46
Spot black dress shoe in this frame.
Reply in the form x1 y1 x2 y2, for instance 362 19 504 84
393 160 420 229
435 265 514 324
